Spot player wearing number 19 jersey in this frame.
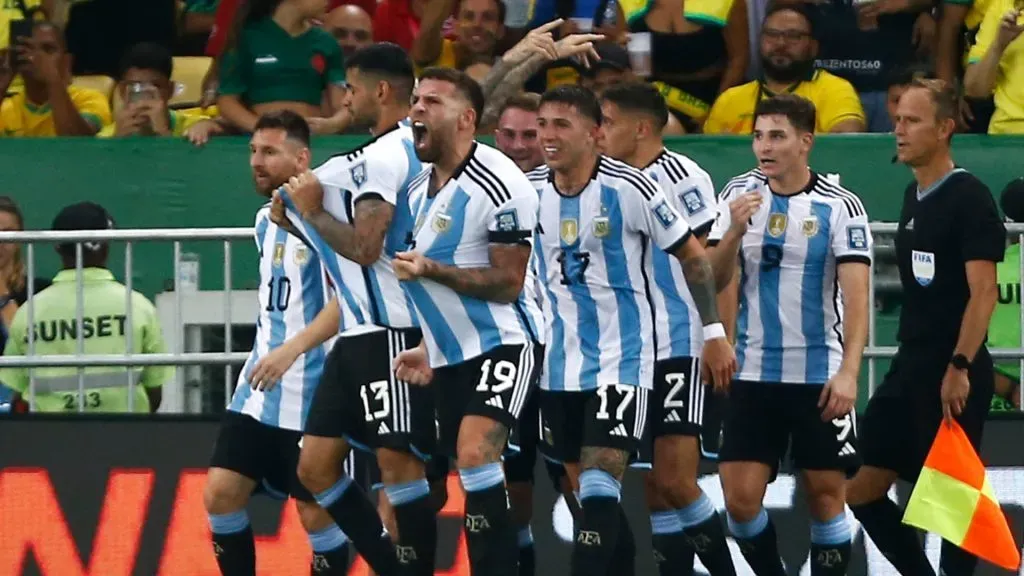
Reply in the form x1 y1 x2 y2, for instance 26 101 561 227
707 95 873 576
530 85 735 576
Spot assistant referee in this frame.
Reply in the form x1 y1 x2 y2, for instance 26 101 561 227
846 78 1005 576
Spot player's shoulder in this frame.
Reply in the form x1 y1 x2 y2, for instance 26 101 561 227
254 202 273 227
597 155 661 201
462 142 534 207
719 168 766 201
653 150 711 185
809 172 867 218
525 164 551 185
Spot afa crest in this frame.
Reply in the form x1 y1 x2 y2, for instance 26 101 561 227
560 219 579 244
350 161 367 188
801 217 819 238
767 213 788 238
272 243 285 267
432 213 452 234
593 217 610 238
294 245 310 266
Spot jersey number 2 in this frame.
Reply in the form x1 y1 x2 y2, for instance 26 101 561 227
265 277 292 312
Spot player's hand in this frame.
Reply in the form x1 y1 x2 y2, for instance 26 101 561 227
393 345 433 386
393 251 431 281
701 337 737 393
270 191 298 233
283 170 324 219
940 365 971 423
819 369 857 421
555 32 605 68
727 191 762 236
249 341 301 391
502 19 562 65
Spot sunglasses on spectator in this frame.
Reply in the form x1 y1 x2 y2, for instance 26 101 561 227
762 28 812 42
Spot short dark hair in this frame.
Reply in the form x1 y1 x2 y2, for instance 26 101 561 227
886 63 933 90
117 42 173 81
600 82 669 130
418 67 486 129
753 94 817 134
254 110 311 146
540 85 603 126
499 92 541 117
345 42 416 101
762 2 815 40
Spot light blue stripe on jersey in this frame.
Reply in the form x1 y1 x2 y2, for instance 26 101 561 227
735 249 749 372
561 195 600 389
423 188 471 263
537 242 567 390
382 139 423 326
260 225 290 426
404 282 462 365
600 185 642 385
758 195 788 382
803 201 832 384
651 247 690 358
229 219 268 413
300 251 327 426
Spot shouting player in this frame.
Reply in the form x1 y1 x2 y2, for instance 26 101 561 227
599 82 736 576
392 66 544 576
707 94 872 576
204 111 350 576
276 43 437 576
528 85 735 576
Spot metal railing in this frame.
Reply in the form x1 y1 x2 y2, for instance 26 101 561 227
0 223 1022 412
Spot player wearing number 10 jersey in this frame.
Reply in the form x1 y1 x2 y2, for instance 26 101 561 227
707 95 872 576
528 85 735 576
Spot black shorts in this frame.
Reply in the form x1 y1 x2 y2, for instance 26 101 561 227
210 411 314 501
304 327 435 459
505 389 540 484
433 342 541 459
860 346 994 483
718 381 860 477
537 384 651 466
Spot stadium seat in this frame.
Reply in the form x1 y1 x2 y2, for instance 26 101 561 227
170 56 213 109
72 75 116 101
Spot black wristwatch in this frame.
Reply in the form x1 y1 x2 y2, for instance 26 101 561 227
950 353 972 371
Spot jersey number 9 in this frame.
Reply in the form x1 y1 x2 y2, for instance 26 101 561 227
761 245 783 270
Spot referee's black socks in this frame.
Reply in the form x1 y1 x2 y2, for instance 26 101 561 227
727 508 786 576
850 498 936 576
809 512 852 576
385 478 437 576
571 469 625 576
308 524 350 575
459 462 518 576
313 475 400 576
208 510 256 576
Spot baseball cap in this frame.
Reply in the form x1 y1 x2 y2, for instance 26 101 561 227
1000 177 1024 223
585 42 631 75
52 202 114 252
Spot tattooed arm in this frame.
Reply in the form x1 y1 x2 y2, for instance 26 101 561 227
479 55 549 131
672 237 720 325
307 198 394 266
418 243 532 303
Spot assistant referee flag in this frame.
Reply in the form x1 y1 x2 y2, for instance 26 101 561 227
902 420 1022 571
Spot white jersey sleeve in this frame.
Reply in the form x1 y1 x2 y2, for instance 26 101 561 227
624 172 692 253
830 192 873 265
649 151 717 235
343 138 410 206
488 178 539 246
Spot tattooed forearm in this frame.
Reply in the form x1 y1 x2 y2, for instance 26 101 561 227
479 422 509 463
681 255 721 325
423 243 529 303
579 446 629 480
480 57 521 100
479 54 548 130
307 199 393 266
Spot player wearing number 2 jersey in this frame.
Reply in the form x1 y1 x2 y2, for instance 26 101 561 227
599 83 736 576
528 85 735 576
707 95 872 576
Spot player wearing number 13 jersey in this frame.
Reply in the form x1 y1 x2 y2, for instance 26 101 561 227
706 95 873 576
528 86 735 576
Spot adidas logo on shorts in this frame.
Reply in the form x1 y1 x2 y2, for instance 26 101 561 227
609 424 629 437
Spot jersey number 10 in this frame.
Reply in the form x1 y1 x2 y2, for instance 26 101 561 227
265 277 292 312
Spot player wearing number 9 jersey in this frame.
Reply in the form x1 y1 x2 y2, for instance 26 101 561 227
706 95 873 576
528 85 735 576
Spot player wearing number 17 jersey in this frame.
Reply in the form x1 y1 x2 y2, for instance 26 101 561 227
528 85 735 576
707 95 873 576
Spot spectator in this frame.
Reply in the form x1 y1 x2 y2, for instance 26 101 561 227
809 0 932 132
0 20 110 136
964 2 1023 134
373 0 441 52
0 202 171 413
703 3 865 134
177 0 222 55
217 0 350 135
990 177 1024 412
883 63 931 129
621 0 749 132
936 0 995 131
411 0 505 71
323 3 373 55
98 42 217 139
581 42 686 133
494 92 544 171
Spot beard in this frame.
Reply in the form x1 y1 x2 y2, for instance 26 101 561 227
761 54 816 84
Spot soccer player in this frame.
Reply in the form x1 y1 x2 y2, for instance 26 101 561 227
276 44 436 576
847 79 1005 576
599 82 736 576
707 94 872 576
203 110 349 576
527 85 735 576
391 66 545 576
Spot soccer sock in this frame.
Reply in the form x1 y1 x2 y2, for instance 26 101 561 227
727 508 787 576
850 498 935 576
651 510 694 576
208 510 256 576
611 507 637 576
459 462 517 576
809 512 852 576
308 524 349 575
939 538 979 576
517 526 536 576
386 478 437 576
571 469 623 576
313 475 399 576
679 493 736 576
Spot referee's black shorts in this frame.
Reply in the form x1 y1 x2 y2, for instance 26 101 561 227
304 327 436 459
860 344 995 483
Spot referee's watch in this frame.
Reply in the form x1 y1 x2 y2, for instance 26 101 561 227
950 353 972 371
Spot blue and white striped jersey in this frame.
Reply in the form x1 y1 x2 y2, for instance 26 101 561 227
527 156 693 392
709 169 873 385
281 122 422 331
402 142 544 368
229 204 334 431
641 150 717 361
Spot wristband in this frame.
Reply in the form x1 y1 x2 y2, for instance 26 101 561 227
702 322 726 341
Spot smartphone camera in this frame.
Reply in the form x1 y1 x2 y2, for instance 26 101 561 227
8 19 33 69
